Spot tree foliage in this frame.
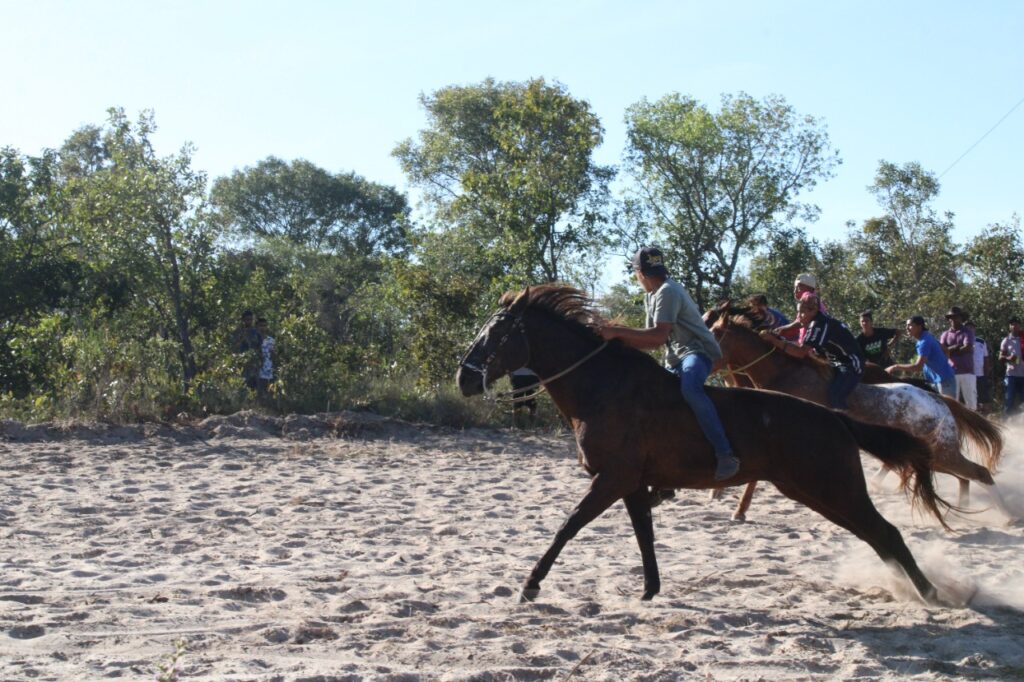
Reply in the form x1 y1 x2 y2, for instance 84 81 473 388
5 92 1024 421
394 77 613 285
960 216 1024 350
622 92 839 308
209 156 410 257
843 161 960 325
58 108 217 385
0 148 85 395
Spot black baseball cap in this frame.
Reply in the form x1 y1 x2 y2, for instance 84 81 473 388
630 247 669 277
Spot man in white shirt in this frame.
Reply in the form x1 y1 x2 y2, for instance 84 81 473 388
965 321 991 412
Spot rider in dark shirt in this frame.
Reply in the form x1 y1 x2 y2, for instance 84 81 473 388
760 293 865 409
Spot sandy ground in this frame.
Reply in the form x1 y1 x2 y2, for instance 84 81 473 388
1 411 1023 681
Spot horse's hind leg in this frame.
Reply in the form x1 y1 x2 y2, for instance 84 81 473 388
939 456 1018 523
984 483 1020 525
773 479 940 605
521 472 628 602
623 490 660 600
733 481 758 522
958 478 970 508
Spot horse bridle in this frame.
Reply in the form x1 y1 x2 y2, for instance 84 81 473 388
711 320 777 388
460 309 608 403
459 311 528 378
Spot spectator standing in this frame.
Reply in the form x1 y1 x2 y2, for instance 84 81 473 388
509 367 540 427
965 321 992 412
231 310 263 390
999 316 1024 418
887 315 956 398
939 307 976 409
856 310 900 366
256 317 275 399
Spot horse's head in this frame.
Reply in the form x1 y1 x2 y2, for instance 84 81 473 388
703 300 735 337
456 288 532 397
704 300 775 360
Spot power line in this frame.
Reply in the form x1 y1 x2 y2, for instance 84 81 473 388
939 93 1024 178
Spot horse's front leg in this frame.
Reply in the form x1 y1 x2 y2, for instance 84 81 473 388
733 481 758 522
623 489 660 600
520 472 626 602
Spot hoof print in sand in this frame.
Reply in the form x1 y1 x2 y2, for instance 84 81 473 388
9 624 46 639
0 594 45 605
391 599 437 618
261 628 291 644
213 586 287 603
293 623 339 644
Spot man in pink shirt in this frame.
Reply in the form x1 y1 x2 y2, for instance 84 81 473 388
939 306 976 409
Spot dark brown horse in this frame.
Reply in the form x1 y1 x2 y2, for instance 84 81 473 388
457 285 950 604
705 301 1014 524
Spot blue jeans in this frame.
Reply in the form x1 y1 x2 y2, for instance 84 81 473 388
676 353 733 457
1005 376 1024 416
828 366 861 409
936 375 957 398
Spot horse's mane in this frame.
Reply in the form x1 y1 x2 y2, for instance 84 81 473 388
500 284 667 373
705 300 770 331
499 284 602 328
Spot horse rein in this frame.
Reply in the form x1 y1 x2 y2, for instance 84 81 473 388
460 310 608 404
710 322 777 388
491 341 609 404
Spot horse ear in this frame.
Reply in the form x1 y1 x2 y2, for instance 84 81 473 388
508 287 530 315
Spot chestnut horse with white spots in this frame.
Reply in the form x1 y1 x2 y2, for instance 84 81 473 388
705 301 1014 525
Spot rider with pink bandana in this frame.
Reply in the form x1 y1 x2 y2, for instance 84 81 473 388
772 273 827 342
760 292 864 409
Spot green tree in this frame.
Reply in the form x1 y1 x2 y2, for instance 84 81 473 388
598 282 646 327
0 148 75 323
380 226 501 386
394 77 613 286
744 226 821 312
0 148 83 395
59 108 218 387
843 161 960 326
622 92 839 309
960 216 1024 349
209 156 410 257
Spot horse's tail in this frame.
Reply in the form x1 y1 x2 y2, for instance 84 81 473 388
940 395 1004 473
837 413 954 531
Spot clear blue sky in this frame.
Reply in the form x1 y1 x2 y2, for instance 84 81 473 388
3 1 1022 255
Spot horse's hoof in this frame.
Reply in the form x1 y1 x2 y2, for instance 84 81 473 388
920 586 949 608
518 587 541 603
641 589 659 601
731 513 746 523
